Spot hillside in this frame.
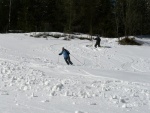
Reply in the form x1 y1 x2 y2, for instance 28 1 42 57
0 33 150 113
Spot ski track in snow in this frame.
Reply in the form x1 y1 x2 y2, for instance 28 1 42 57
0 34 150 113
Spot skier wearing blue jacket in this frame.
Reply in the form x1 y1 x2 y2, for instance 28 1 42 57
59 47 73 65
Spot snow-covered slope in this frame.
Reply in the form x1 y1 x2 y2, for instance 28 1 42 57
0 33 150 113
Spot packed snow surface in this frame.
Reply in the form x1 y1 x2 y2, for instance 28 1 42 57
0 33 150 113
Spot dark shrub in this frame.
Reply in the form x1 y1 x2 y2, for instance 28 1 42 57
119 37 141 45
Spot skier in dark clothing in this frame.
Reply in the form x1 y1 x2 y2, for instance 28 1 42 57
59 47 73 65
94 35 101 48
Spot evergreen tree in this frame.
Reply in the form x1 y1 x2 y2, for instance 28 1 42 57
0 0 149 36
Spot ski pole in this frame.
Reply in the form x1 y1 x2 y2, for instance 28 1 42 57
57 56 60 64
71 54 84 65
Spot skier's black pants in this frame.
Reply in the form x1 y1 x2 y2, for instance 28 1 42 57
95 42 100 48
64 56 73 65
